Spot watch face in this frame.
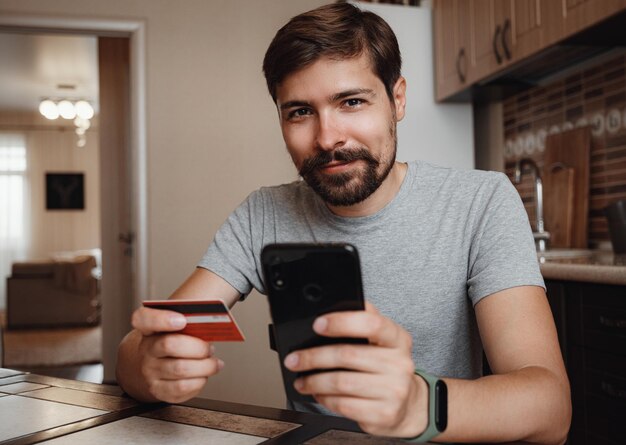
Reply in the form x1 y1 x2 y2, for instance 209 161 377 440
435 380 448 432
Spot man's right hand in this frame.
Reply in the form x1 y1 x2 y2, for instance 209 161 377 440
116 306 224 403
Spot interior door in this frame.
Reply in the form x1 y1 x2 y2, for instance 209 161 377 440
98 37 134 383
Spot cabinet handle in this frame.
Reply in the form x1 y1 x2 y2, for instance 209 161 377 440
493 24 502 64
501 19 512 60
601 381 626 400
599 315 626 329
456 47 466 83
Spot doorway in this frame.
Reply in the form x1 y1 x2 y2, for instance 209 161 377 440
0 31 103 381
0 15 148 384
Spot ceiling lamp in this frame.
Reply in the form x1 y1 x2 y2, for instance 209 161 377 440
74 117 91 131
38 99 59 120
39 99 94 121
57 100 77 119
39 98 95 148
74 100 94 119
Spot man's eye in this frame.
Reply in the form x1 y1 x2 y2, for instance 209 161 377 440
288 108 312 119
345 98 363 107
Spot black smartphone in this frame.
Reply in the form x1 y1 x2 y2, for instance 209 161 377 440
261 243 367 403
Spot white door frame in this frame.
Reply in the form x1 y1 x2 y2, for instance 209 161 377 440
0 13 148 380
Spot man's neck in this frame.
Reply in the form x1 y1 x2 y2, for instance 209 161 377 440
326 161 408 218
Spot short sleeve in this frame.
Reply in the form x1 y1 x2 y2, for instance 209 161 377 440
466 174 545 306
197 190 267 299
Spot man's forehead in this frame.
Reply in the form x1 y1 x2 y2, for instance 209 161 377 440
276 54 382 103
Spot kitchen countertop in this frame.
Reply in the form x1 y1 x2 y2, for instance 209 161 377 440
538 250 626 285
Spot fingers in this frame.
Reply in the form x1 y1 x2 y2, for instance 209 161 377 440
316 395 399 429
295 369 412 401
129 306 229 404
132 306 186 335
286 304 414 378
297 371 422 437
295 370 426 438
158 357 223 380
312 306 412 350
286 344 415 413
313 395 414 437
140 354 222 385
285 344 414 375
138 335 225 403
147 377 210 404
283 304 425 438
148 333 213 359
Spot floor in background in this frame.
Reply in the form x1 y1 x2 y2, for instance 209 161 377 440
2 325 101 369
0 310 103 384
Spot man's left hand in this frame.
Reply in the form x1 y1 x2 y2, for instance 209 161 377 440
283 302 429 438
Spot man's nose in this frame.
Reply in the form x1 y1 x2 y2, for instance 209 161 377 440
315 113 345 151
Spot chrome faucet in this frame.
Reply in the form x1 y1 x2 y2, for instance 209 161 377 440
514 158 550 252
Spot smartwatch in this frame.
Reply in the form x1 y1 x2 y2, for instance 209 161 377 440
405 369 448 443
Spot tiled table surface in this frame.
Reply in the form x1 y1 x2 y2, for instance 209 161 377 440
0 368 406 445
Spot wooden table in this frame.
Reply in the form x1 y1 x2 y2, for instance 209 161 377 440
0 368 408 444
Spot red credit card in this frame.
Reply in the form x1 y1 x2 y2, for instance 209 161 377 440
142 299 245 342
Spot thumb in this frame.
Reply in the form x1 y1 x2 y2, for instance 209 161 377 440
131 306 187 336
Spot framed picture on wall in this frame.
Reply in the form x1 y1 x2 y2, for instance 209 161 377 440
45 172 85 210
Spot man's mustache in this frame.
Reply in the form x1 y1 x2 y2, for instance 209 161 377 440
299 148 378 177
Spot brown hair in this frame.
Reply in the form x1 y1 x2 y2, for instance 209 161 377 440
262 2 402 102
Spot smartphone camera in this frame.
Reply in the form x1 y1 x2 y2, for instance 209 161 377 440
269 256 286 290
302 283 323 303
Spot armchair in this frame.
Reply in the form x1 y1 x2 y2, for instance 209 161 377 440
6 255 100 329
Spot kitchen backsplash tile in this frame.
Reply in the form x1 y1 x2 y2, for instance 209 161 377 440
503 54 626 247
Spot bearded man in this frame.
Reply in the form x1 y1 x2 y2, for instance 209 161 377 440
117 3 571 444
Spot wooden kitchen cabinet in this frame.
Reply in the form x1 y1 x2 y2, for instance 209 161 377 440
545 280 626 445
433 0 471 101
543 0 626 47
501 0 544 63
433 0 503 100
434 0 547 101
433 0 626 102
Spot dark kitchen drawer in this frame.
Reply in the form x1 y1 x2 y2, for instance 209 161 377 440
567 346 585 416
582 306 626 355
545 281 568 361
585 431 623 445
580 283 626 309
584 349 626 379
585 369 626 409
583 305 626 335
545 281 626 445
565 282 626 350
582 330 626 355
585 393 626 442
566 346 626 444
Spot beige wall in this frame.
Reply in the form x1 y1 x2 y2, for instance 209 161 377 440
0 112 101 260
0 0 326 408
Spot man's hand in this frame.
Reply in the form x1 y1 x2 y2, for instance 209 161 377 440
117 306 224 403
283 302 428 438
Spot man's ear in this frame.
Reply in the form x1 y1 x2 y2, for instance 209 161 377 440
392 76 407 122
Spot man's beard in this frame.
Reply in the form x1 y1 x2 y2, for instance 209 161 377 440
298 130 397 207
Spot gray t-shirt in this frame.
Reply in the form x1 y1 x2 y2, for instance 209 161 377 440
199 161 544 405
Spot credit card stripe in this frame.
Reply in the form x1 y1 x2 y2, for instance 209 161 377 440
144 303 227 314
185 315 230 323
